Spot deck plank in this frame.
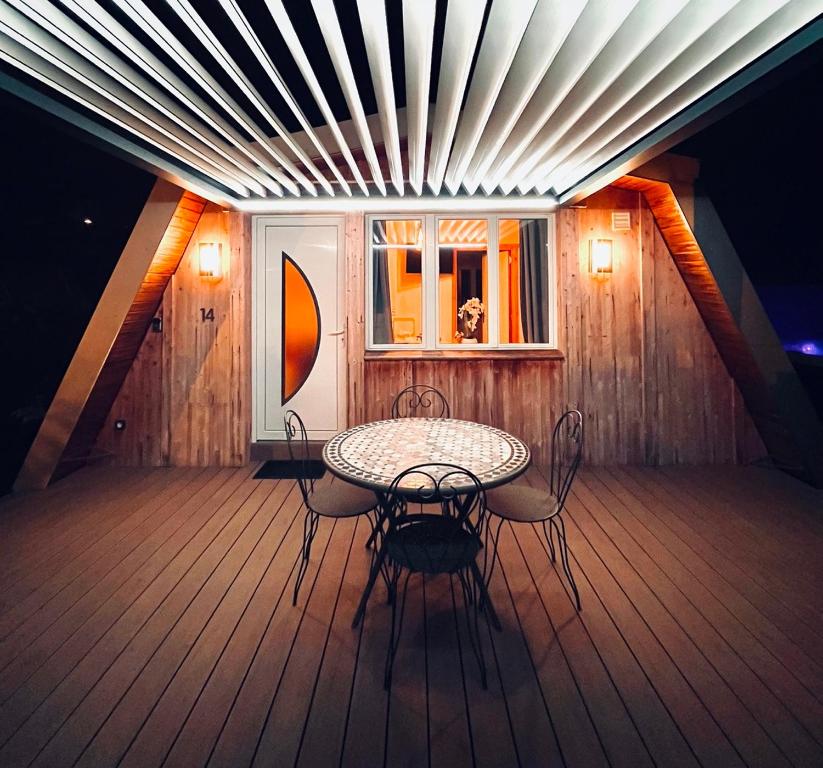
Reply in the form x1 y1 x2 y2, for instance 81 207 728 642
0 468 236 701
573 473 821 766
0 465 819 767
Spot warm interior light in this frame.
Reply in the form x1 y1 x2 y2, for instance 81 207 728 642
199 242 223 281
589 238 613 274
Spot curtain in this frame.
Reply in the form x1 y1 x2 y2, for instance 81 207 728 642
519 218 549 343
373 250 394 344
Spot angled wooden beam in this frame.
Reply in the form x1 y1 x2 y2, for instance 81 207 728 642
14 179 206 491
614 173 823 487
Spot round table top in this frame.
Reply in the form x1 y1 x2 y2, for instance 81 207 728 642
322 418 530 494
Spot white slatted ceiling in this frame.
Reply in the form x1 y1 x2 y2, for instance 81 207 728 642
0 0 818 206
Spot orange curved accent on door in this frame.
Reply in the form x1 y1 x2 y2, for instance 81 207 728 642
282 252 321 405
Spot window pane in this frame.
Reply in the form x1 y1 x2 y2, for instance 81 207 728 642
437 219 488 344
499 218 550 344
371 219 423 345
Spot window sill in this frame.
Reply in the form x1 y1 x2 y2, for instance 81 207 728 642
365 348 566 361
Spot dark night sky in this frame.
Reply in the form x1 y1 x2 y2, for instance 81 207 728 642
0 35 821 492
676 43 823 289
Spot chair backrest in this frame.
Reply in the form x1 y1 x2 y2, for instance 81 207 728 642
391 385 451 419
284 410 314 504
550 410 584 510
385 463 485 573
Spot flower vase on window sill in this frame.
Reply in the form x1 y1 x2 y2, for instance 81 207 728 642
456 297 484 344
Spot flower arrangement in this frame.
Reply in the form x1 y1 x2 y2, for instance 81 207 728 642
456 297 484 342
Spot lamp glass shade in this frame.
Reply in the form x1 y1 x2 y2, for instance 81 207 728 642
199 242 222 280
589 238 613 274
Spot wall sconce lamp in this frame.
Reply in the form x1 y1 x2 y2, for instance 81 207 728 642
589 238 613 275
199 242 223 282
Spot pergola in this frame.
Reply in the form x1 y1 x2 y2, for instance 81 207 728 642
1 0 820 209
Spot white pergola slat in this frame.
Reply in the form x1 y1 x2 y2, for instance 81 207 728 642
543 0 815 195
262 0 370 196
13 0 271 197
0 4 253 197
443 0 538 195
215 0 352 195
311 0 387 195
516 0 742 194
426 0 485 195
0 0 818 206
163 0 334 195
356 0 404 195
461 0 586 195
0 27 249 198
479 0 640 194
402 0 436 195
504 0 691 195
59 0 286 196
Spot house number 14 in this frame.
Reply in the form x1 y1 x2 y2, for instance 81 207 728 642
200 307 215 322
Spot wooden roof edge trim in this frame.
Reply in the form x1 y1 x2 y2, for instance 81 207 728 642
627 153 701 186
620 173 823 486
13 179 194 492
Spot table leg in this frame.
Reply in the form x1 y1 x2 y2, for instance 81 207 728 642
352 541 387 628
365 504 387 548
353 492 390 628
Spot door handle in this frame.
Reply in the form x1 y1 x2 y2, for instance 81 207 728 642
328 329 345 336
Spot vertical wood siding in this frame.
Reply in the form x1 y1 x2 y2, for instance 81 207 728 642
96 205 251 466
97 186 764 468
360 187 764 467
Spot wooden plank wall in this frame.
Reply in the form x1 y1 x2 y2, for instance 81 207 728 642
359 186 764 468
96 205 251 466
97 186 764 469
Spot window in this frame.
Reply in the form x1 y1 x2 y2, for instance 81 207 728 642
366 214 555 350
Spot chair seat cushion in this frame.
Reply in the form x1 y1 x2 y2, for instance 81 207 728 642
309 482 377 518
386 514 480 574
486 484 559 523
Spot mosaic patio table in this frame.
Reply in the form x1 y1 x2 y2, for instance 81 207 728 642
323 418 531 627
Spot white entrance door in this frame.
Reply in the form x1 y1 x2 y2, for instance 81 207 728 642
253 216 345 441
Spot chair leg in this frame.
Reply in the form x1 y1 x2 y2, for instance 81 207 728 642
551 515 581 611
482 516 506 591
365 506 386 548
293 509 319 606
384 568 412 690
459 569 487 690
541 519 556 562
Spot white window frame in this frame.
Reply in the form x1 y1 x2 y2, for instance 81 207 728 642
366 212 557 351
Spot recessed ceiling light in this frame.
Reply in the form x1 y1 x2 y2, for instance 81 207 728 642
83 218 93 225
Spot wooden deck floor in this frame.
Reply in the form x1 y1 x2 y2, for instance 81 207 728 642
0 463 821 768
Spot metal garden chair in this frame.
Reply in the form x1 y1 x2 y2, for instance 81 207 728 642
484 409 584 610
285 410 380 606
381 464 491 690
390 385 451 419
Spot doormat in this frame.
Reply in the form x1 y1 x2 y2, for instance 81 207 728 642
254 460 326 480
